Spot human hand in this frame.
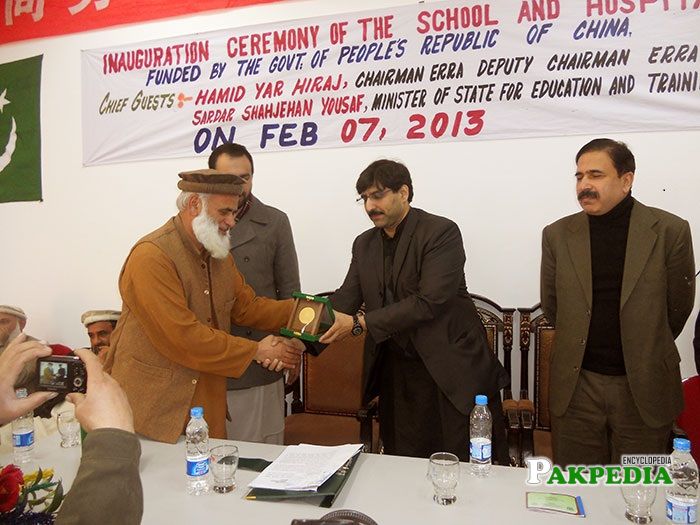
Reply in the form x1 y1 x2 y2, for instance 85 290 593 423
65 348 134 433
0 333 56 425
255 335 302 372
318 312 354 344
286 358 301 385
95 346 110 363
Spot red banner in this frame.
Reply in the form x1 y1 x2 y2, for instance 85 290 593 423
0 0 280 45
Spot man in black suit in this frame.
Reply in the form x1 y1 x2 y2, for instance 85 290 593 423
320 159 509 461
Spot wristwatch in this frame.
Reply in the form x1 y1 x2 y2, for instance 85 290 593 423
351 313 364 336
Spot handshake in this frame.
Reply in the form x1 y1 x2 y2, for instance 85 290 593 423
254 334 305 373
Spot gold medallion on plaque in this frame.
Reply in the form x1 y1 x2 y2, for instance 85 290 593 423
280 293 335 342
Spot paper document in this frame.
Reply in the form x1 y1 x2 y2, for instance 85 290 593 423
248 443 363 491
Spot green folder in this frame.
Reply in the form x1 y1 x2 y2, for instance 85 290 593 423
242 453 360 508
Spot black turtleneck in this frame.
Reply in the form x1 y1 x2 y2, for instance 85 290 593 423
582 192 634 375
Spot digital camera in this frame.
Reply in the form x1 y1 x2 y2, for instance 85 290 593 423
36 355 87 393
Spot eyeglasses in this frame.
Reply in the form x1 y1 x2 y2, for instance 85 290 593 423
356 188 392 204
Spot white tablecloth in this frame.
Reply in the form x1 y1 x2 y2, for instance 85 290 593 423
1 433 669 524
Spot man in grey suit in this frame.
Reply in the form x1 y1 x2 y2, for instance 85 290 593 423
209 143 300 444
541 138 695 466
321 159 509 461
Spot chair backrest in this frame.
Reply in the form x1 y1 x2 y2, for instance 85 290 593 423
290 293 514 415
677 375 700 465
287 290 367 416
294 333 366 416
470 294 515 398
518 304 555 431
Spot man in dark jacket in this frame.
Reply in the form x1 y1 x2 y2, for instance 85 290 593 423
321 159 509 462
541 138 695 465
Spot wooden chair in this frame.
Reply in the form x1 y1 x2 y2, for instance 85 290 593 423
470 294 519 466
284 325 379 452
284 294 515 457
470 294 515 397
517 303 555 465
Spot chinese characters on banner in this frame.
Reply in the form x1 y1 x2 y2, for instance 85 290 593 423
1 0 281 45
81 0 700 166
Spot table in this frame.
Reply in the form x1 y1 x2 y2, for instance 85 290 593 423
1 434 670 524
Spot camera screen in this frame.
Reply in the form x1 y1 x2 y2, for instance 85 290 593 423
39 361 69 389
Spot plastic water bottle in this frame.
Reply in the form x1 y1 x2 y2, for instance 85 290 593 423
666 438 698 524
185 406 210 495
12 388 35 466
469 394 492 477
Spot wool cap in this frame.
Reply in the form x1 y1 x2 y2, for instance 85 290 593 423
0 305 26 321
177 169 245 195
81 310 121 327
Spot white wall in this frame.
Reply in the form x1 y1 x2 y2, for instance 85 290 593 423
1 0 698 395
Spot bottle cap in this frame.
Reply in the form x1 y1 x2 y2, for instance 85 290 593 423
190 406 203 418
673 438 691 452
475 394 488 406
15 388 28 399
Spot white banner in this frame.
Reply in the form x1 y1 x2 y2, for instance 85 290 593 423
81 0 700 166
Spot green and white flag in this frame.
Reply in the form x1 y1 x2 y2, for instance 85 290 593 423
0 55 42 203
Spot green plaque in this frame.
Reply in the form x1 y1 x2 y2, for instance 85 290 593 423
280 292 335 342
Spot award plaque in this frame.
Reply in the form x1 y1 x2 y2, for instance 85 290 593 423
280 292 335 342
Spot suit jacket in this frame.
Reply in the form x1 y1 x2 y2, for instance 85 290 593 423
541 199 695 427
330 208 509 416
227 195 300 390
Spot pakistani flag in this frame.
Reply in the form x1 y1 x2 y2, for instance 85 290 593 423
0 55 42 203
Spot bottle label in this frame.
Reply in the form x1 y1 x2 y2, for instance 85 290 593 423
13 430 34 448
470 437 491 462
186 455 210 477
666 496 697 524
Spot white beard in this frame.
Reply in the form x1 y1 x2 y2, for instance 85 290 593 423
1 323 21 347
192 201 231 259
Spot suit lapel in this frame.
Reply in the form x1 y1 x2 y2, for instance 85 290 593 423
370 229 384 292
621 201 658 309
392 208 418 286
566 213 593 309
229 196 267 249
230 221 255 249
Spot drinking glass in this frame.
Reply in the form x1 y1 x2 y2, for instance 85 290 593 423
620 484 656 523
57 412 81 448
428 452 460 505
210 444 239 493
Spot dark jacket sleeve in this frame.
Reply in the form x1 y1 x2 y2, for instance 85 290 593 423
56 428 143 525
540 225 558 326
364 220 465 343
329 236 365 316
305 238 365 357
665 219 695 339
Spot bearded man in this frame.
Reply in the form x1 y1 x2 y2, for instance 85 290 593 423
0 305 37 388
104 169 303 444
